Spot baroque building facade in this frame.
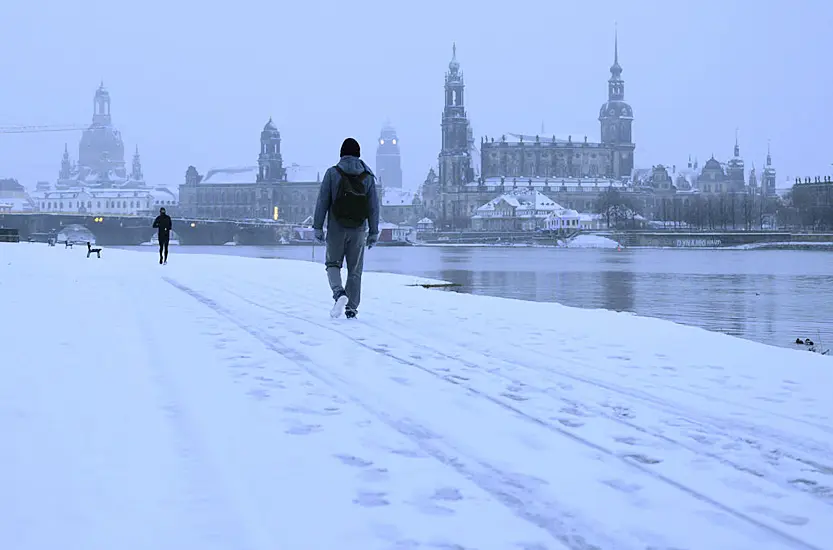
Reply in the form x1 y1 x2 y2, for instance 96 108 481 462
422 38 635 229
56 83 146 190
178 119 322 222
479 33 634 181
30 83 178 216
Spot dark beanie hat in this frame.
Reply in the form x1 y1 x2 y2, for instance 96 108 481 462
340 137 361 158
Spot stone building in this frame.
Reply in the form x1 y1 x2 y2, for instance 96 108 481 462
178 119 322 222
480 33 634 181
35 189 154 216
376 123 403 189
0 178 34 212
422 36 637 229
380 187 420 224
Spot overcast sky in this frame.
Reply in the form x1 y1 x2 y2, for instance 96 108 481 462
1 0 831 192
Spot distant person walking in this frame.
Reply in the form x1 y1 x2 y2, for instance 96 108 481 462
313 138 380 319
152 207 172 265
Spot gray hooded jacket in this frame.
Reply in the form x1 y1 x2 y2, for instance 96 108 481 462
313 155 380 235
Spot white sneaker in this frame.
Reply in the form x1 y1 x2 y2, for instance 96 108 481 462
330 294 348 318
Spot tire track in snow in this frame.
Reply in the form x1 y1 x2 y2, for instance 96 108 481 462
163 277 612 550
188 279 824 550
129 282 266 550
226 280 833 506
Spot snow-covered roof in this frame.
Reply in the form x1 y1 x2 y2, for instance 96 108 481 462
382 188 415 206
417 217 434 224
33 189 153 199
472 176 628 190
379 221 399 230
546 207 580 220
149 187 177 201
481 134 609 150
475 189 564 215
286 163 323 183
201 166 258 185
0 197 35 211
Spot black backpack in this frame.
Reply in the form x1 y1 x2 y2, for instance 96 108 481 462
332 166 370 228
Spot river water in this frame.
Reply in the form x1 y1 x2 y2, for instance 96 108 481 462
123 244 833 352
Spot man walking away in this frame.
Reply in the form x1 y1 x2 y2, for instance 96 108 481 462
313 138 380 319
152 207 173 265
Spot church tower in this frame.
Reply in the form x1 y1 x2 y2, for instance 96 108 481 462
376 122 403 188
598 29 635 179
132 146 144 183
59 143 72 181
438 43 474 227
92 82 112 126
257 118 286 183
762 142 777 197
726 131 745 192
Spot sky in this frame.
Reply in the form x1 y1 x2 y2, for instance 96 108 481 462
1 0 831 193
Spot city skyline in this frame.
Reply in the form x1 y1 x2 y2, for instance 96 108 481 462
1 1 830 191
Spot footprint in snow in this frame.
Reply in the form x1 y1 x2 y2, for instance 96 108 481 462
389 448 426 459
501 392 529 402
431 487 463 501
602 478 642 494
622 453 662 465
246 388 270 400
748 505 809 526
390 376 411 386
333 454 374 468
557 418 585 428
359 467 390 483
353 491 389 507
284 424 322 435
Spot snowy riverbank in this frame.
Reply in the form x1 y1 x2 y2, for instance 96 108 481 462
1 243 832 549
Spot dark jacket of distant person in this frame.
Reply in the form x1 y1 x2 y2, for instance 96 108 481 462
152 209 172 240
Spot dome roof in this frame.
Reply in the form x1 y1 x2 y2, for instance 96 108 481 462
79 126 125 168
263 117 278 132
598 100 633 119
703 157 722 171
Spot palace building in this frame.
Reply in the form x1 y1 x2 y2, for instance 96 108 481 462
422 36 635 229
178 119 323 222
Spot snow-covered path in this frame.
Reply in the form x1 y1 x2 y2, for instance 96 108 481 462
2 245 832 550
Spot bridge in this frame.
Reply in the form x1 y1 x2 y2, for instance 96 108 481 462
0 212 299 246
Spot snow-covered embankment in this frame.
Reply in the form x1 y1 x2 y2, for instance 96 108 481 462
1 243 831 550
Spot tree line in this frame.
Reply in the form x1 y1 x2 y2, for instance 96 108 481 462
594 182 833 231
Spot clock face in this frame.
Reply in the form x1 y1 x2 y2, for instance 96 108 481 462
380 139 385 145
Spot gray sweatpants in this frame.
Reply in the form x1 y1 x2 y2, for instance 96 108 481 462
325 224 366 313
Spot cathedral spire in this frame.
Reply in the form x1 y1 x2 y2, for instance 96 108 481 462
734 128 740 158
609 25 622 81
767 139 772 166
448 42 460 74
607 27 624 101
